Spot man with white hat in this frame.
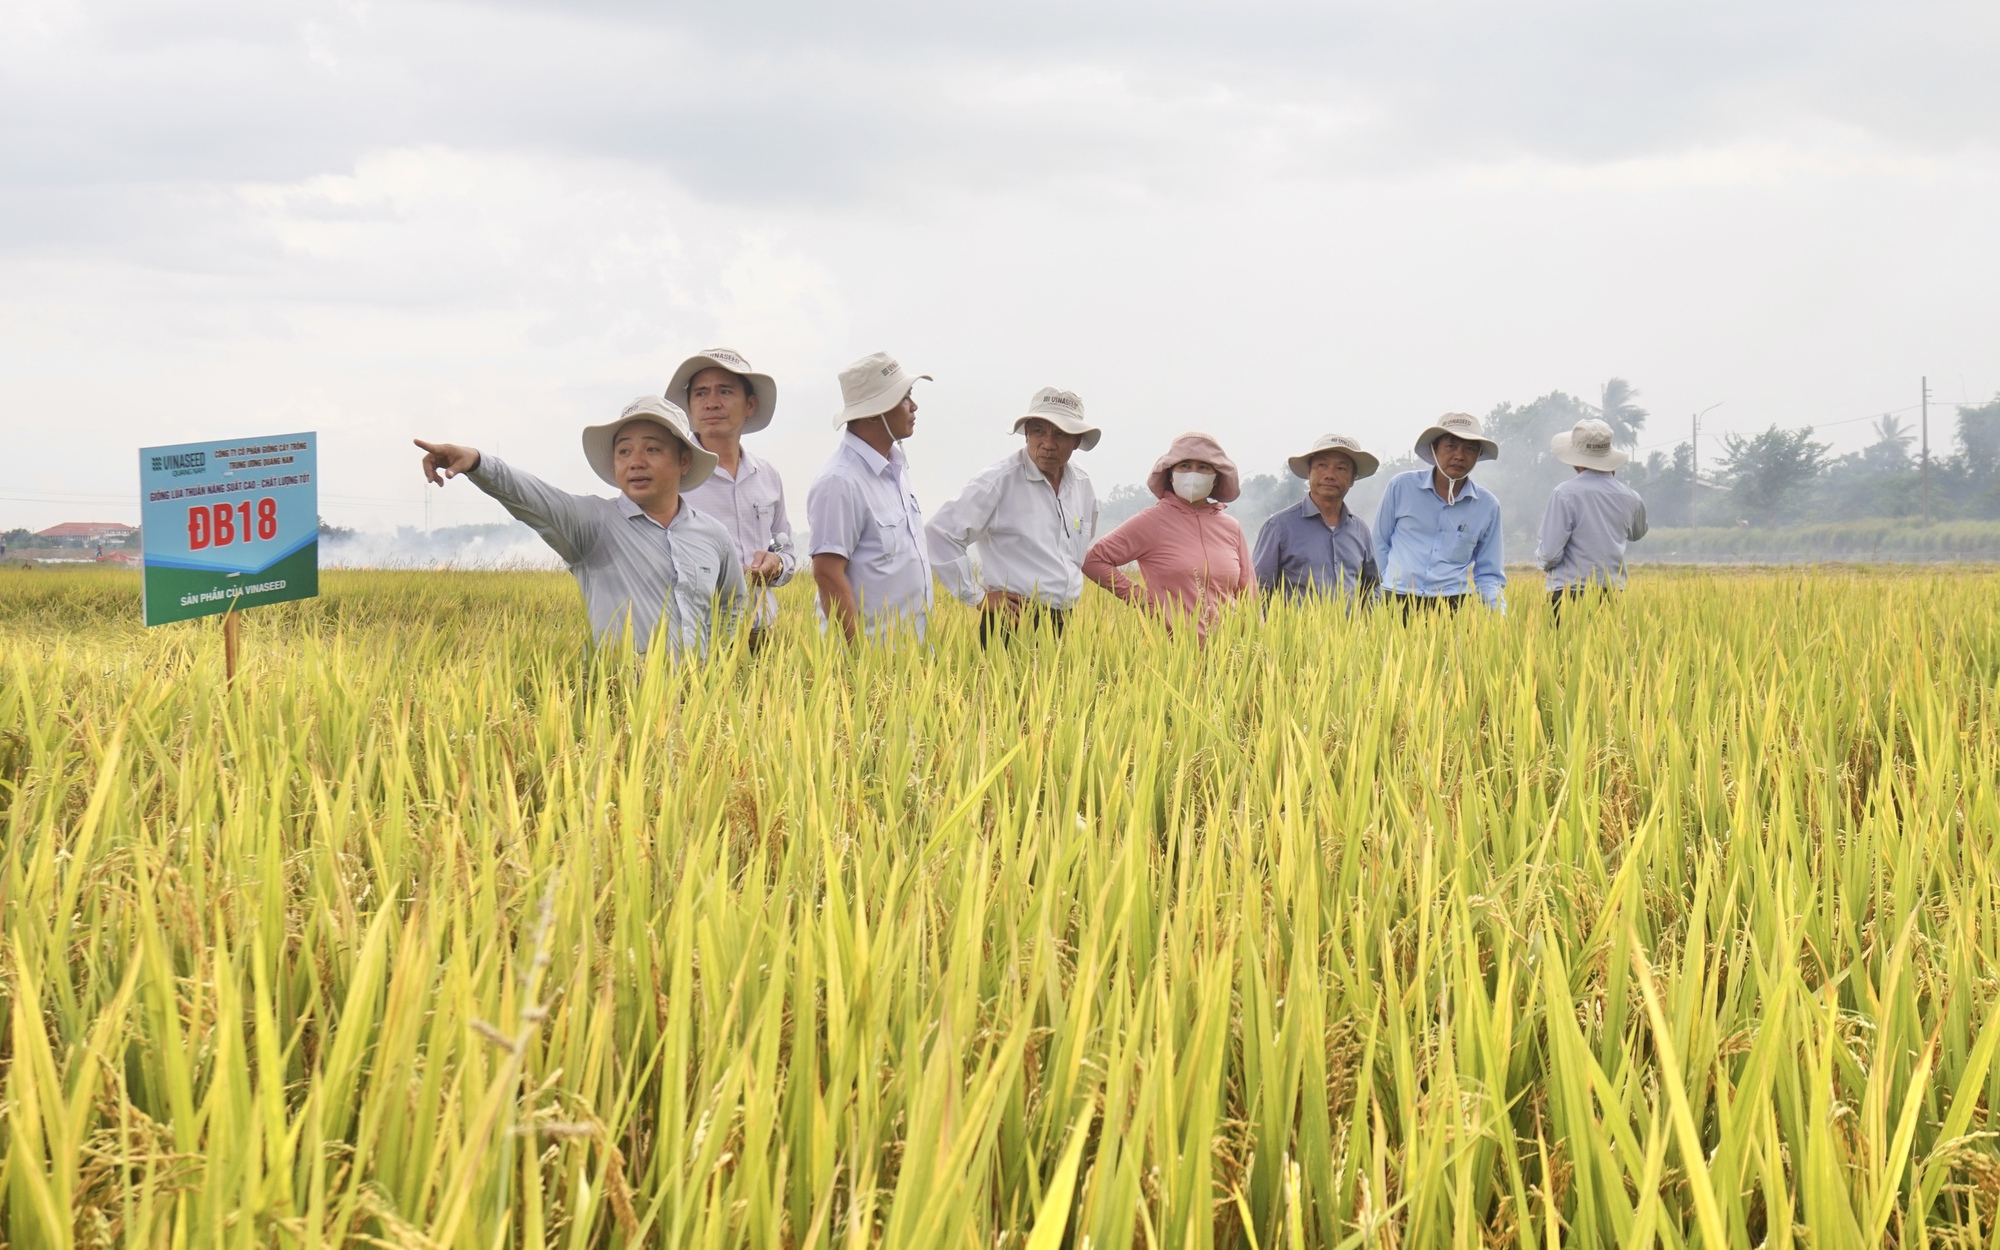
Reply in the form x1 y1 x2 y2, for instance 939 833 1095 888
1252 433 1380 602
669 348 795 636
925 387 1100 643
413 396 746 657
807 352 934 641
1373 412 1506 613
1536 417 1648 620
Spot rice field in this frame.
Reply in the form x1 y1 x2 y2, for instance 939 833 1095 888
3 563 1999 1248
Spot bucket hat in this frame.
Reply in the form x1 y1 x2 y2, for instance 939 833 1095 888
1551 418 1629 470
1415 412 1499 464
1011 387 1101 451
1287 433 1379 480
1146 432 1241 503
832 352 931 428
667 348 778 434
581 397 719 491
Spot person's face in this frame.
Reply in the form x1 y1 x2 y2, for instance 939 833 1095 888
686 367 757 441
1307 450 1357 507
1431 433 1480 480
1022 418 1083 478
878 390 919 440
614 421 691 506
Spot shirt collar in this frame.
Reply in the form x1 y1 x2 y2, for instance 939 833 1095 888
1296 497 1351 525
1420 472 1487 506
842 430 900 476
618 493 685 529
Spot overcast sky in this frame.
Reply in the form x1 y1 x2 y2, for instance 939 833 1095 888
4 0 1997 533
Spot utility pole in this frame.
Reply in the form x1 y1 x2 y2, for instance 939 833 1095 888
1691 402 1722 527
1921 376 1931 524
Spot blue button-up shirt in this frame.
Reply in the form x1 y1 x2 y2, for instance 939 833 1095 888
1536 469 1648 589
1373 469 1506 609
1252 498 1378 600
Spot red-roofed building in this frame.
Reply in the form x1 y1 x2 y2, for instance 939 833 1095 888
36 522 136 541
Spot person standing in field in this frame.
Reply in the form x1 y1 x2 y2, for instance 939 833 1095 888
1373 412 1506 615
1253 433 1381 603
670 348 794 641
926 387 1100 645
414 397 746 658
1082 432 1255 637
1535 417 1648 623
808 352 934 641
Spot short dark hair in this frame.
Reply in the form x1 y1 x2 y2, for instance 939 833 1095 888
684 367 755 403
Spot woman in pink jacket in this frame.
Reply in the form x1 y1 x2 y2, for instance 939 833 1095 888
1083 432 1255 635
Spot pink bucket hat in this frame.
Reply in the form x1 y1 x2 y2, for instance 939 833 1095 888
1146 432 1241 503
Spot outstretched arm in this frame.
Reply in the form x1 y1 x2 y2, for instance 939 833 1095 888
417 438 597 564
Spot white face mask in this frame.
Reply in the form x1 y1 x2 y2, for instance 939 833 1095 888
1172 470 1216 503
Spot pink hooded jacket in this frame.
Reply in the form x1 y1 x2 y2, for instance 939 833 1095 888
1083 433 1255 634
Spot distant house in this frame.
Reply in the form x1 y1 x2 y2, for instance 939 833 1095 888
35 522 136 548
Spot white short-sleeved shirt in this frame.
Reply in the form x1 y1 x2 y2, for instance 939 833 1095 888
806 432 932 637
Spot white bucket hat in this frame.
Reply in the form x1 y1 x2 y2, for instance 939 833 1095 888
1287 433 1379 480
1415 412 1499 464
667 348 779 434
581 397 719 491
1551 418 1628 470
832 352 931 428
1011 387 1101 451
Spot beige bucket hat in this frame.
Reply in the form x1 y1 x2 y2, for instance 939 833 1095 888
1415 412 1499 464
832 352 931 428
667 347 778 434
581 397 719 491
1551 418 1629 470
1146 432 1241 503
1011 387 1101 451
1287 433 1379 480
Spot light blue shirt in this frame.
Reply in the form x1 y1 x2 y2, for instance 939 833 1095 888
1373 468 1506 609
466 455 746 656
1536 469 1648 589
806 432 932 638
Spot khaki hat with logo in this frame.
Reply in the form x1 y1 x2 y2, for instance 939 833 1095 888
667 348 779 434
1011 387 1101 451
832 352 931 428
1551 418 1629 470
581 396 719 490
1415 412 1500 464
1287 434 1379 480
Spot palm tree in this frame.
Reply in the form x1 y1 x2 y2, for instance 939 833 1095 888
1594 378 1648 447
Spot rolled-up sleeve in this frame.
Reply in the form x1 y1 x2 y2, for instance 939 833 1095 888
806 474 866 559
466 455 598 565
924 473 1001 607
1629 496 1649 542
769 480 798 585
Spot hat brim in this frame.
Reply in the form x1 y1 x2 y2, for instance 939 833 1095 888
1012 413 1102 452
668 355 778 435
1551 432 1629 470
582 416 720 491
832 374 931 428
1416 427 1500 464
1287 447 1379 480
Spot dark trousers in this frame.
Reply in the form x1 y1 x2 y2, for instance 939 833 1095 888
1388 591 1470 623
1548 584 1611 625
979 604 1069 646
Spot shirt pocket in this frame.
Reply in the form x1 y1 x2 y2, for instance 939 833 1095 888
1442 523 1477 563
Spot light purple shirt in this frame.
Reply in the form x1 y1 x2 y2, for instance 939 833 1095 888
682 447 796 626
